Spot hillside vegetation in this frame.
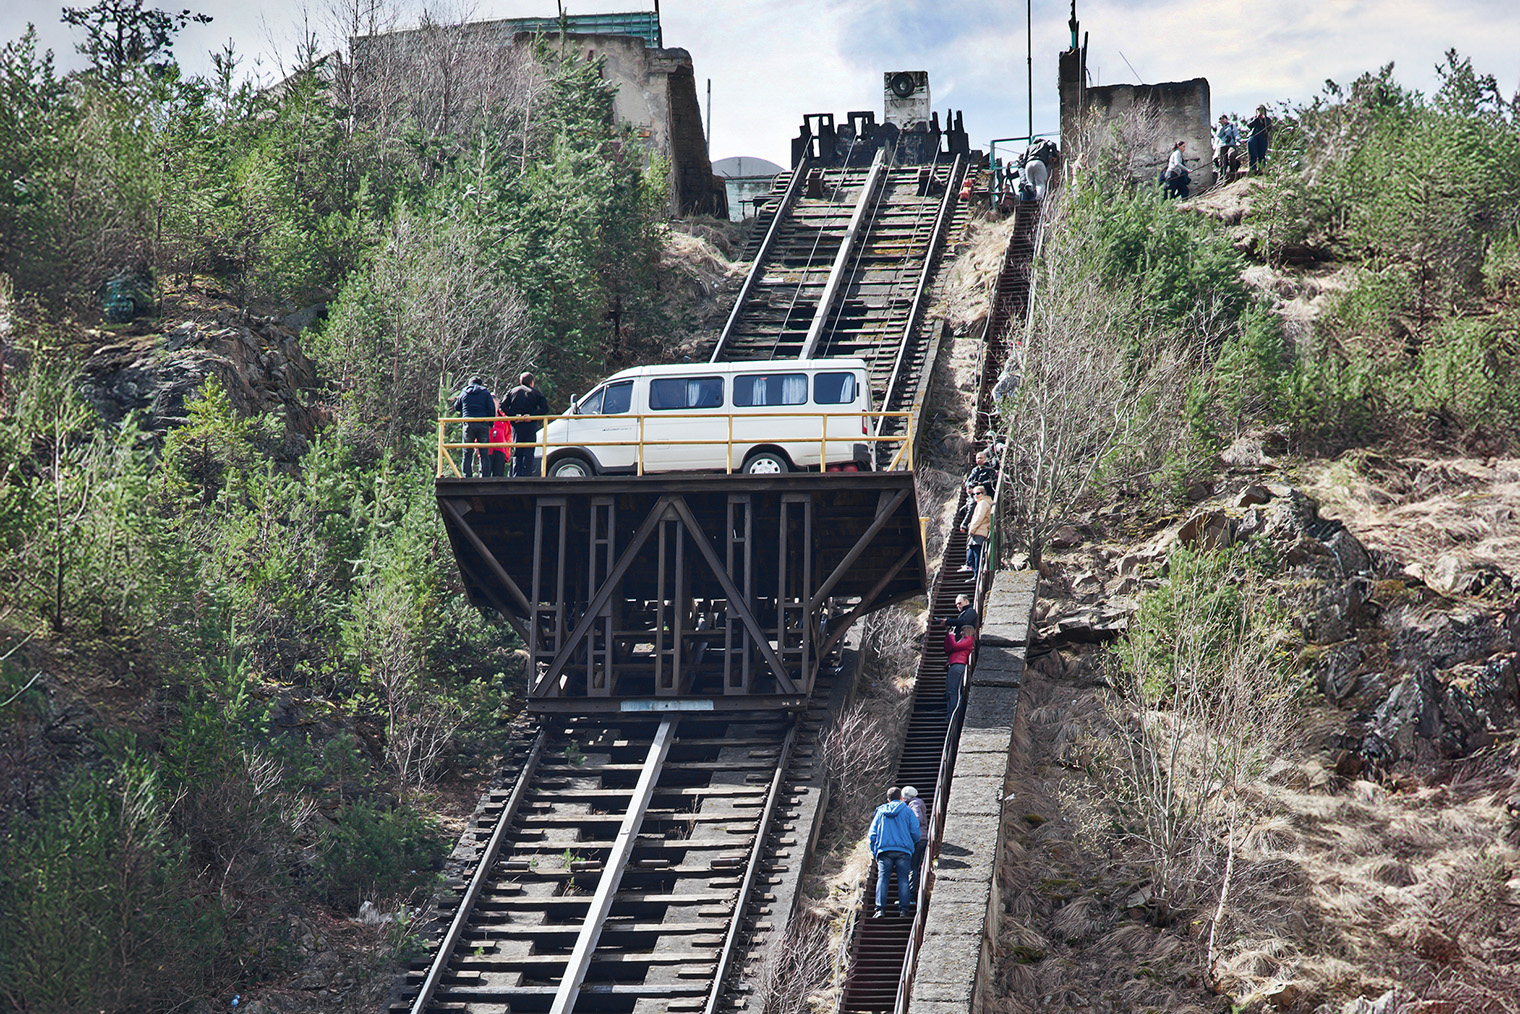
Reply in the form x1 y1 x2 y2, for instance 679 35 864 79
0 7 721 1011
990 53 1520 1014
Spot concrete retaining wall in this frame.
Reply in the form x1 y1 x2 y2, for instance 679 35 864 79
910 570 1037 1014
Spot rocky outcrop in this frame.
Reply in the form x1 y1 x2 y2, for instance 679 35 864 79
78 311 320 441
1035 479 1520 767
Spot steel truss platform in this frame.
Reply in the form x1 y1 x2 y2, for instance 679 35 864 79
437 472 927 711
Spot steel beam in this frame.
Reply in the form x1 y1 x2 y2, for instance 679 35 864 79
800 147 889 360
439 497 533 617
548 717 677 1014
808 487 909 612
710 158 809 363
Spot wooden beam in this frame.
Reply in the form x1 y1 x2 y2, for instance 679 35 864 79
454 555 532 645
549 718 676 1014
813 543 919 671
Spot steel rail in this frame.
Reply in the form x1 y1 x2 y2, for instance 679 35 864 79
877 154 965 429
703 717 802 1014
407 728 548 1014
799 148 890 360
711 159 809 363
549 716 678 1014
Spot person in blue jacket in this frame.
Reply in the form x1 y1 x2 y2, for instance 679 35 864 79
867 787 921 917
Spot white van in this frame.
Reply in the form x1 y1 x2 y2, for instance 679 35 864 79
540 359 875 476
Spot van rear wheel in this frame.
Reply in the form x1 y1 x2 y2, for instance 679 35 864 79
742 451 790 475
549 453 595 478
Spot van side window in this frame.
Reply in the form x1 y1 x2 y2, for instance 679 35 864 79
814 372 859 405
734 373 807 407
650 376 724 410
602 380 633 414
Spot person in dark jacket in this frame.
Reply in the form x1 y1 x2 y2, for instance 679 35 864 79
1246 105 1272 174
902 785 927 901
867 787 921 917
943 621 976 716
502 372 551 477
955 450 999 528
450 376 495 477
951 592 979 632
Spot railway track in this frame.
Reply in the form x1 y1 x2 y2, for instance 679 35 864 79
398 656 857 1014
711 156 968 426
408 167 1041 1014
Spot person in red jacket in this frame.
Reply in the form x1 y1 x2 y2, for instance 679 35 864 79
943 620 976 716
487 400 513 478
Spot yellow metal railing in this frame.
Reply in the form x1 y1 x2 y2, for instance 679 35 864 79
435 411 916 478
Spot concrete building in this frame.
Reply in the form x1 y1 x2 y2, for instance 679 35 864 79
349 11 727 217
1058 2 1214 188
712 156 783 222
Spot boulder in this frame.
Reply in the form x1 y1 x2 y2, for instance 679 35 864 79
1175 509 1235 551
1235 483 1273 507
1048 524 1084 549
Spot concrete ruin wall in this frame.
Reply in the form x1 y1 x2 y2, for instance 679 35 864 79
350 23 726 216
1059 42 1215 187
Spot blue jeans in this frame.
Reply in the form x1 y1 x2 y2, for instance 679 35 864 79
1247 134 1268 172
876 850 912 912
964 534 986 573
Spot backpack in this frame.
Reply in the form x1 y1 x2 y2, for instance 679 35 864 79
460 384 494 417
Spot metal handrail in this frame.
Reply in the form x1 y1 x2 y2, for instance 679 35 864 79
435 410 917 478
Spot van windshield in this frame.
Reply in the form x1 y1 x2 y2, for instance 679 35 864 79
734 373 807 406
814 372 859 405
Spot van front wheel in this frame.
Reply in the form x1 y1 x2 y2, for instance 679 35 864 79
742 451 790 475
549 453 596 478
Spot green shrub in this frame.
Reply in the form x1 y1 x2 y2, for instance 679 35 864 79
0 756 230 1013
317 799 447 912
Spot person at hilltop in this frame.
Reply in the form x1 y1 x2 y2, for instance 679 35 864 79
1162 140 1191 199
960 485 993 574
902 785 928 900
450 376 495 478
502 372 551 477
1213 114 1241 177
1246 105 1272 174
867 786 921 918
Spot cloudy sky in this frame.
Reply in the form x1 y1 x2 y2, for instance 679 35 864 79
5 0 1518 167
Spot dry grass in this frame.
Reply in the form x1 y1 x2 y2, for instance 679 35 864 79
994 637 1520 1012
1305 454 1520 585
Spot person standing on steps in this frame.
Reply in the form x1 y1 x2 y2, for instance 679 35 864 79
450 375 495 478
1246 105 1272 174
944 620 977 716
503 372 550 477
902 785 927 903
867 787 920 917
952 592 979 632
961 486 993 574
956 450 998 528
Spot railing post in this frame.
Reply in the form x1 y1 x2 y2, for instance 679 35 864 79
637 417 645 476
